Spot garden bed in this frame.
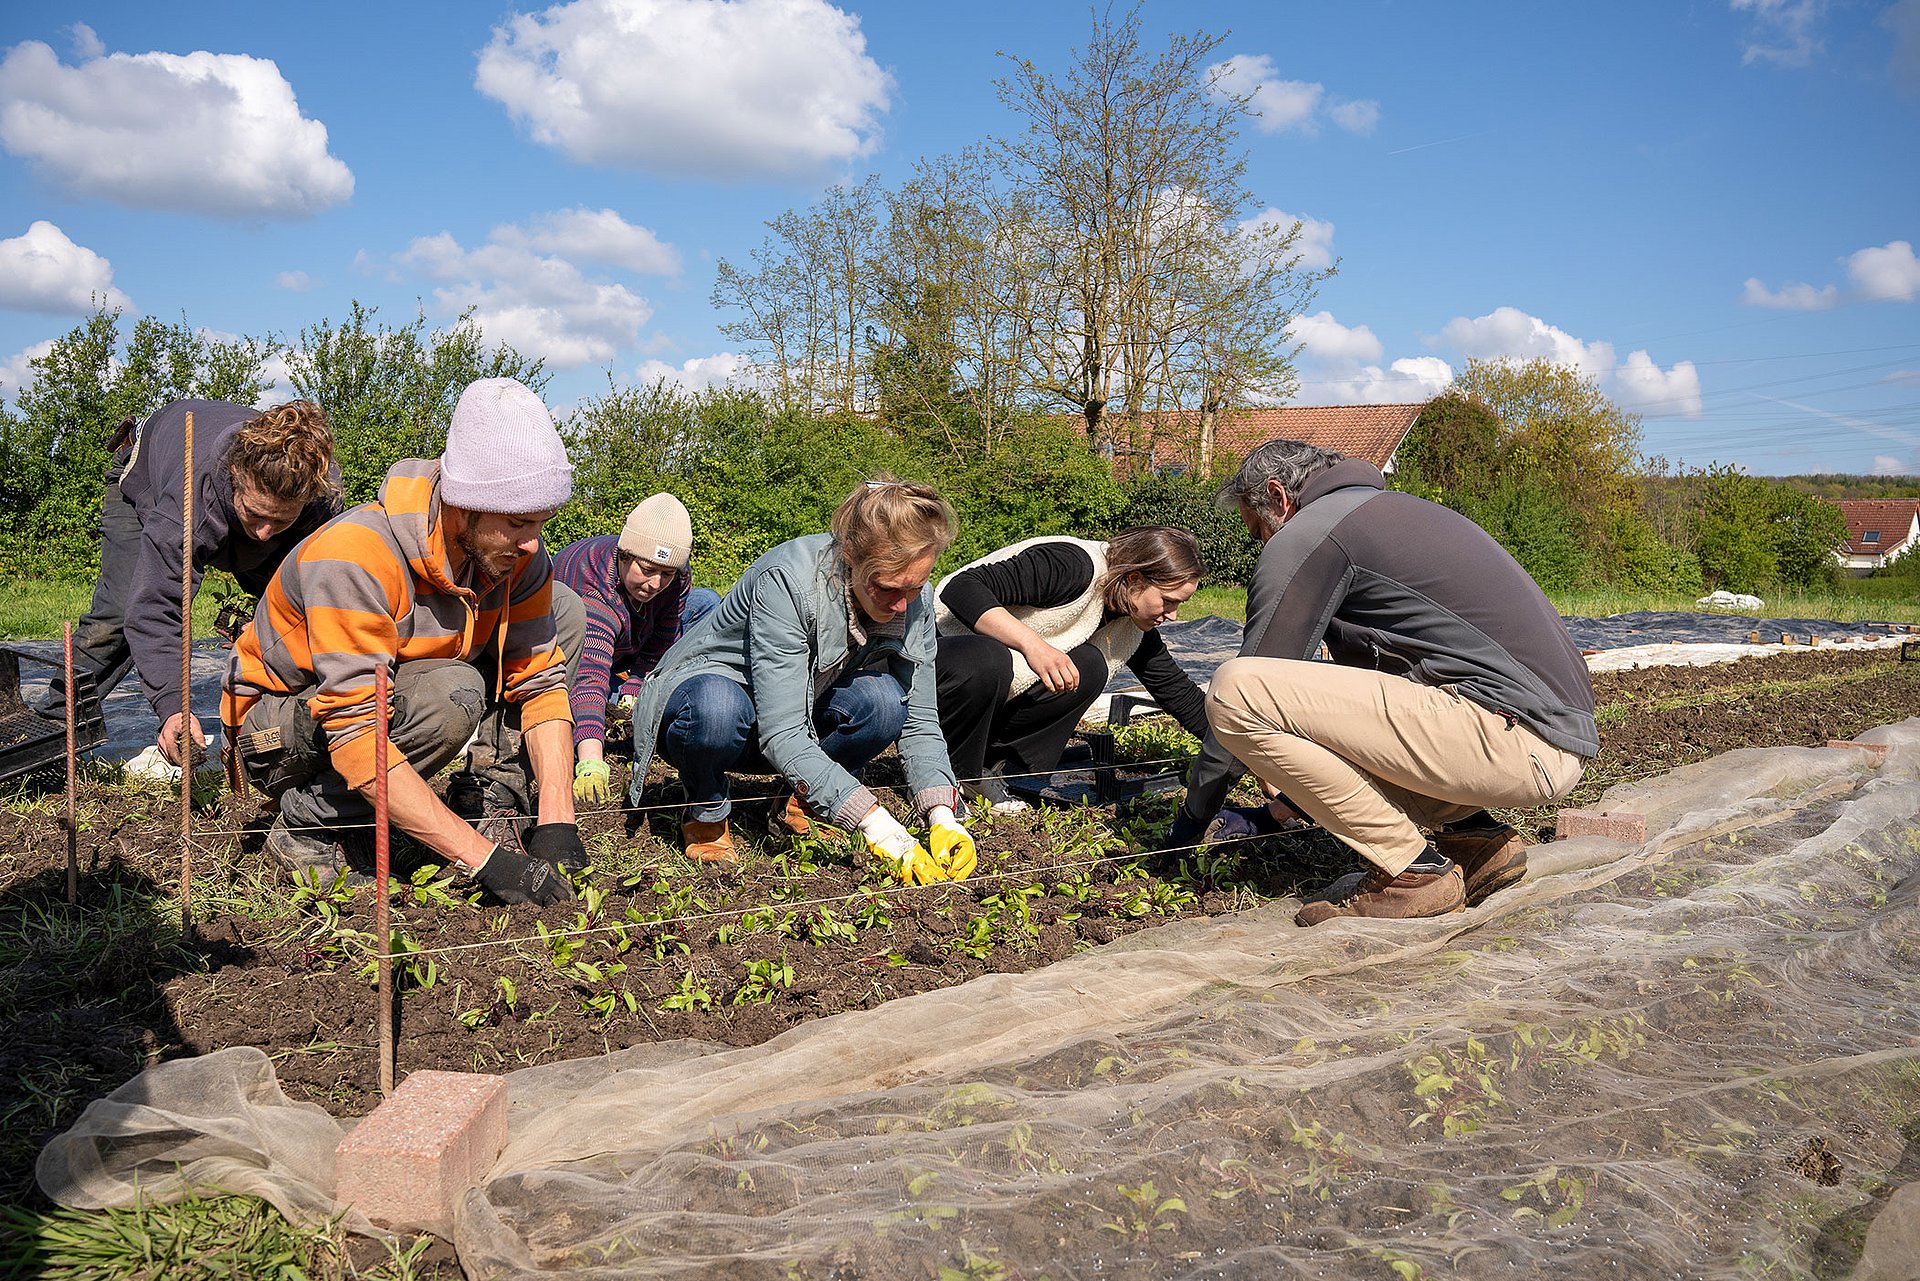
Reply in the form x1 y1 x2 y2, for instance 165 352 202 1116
5 644 1920 1214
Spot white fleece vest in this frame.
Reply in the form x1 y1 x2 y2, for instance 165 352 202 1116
934 536 1145 699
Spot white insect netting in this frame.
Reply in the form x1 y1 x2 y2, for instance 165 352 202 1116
38 723 1920 1279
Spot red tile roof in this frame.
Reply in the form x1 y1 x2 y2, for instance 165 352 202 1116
1835 499 1920 556
1123 402 1431 472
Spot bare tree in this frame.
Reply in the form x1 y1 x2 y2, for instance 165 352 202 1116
990 6 1326 459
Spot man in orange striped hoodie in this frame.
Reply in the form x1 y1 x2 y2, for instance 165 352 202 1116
223 378 585 905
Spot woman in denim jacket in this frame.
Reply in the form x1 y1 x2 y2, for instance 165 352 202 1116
625 478 976 882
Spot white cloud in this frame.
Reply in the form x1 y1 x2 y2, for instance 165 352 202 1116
1288 310 1382 363
476 0 891 179
1871 454 1909 476
0 337 54 399
1886 0 1920 93
1613 350 1703 417
0 40 351 219
1297 356 1455 405
635 351 748 392
1328 99 1381 134
511 207 679 276
1740 276 1838 309
1435 305 1701 417
1208 54 1379 136
0 220 132 313
275 269 314 292
1846 239 1920 301
68 23 103 60
1240 207 1336 271
1438 306 1616 381
1731 0 1823 67
390 216 656 368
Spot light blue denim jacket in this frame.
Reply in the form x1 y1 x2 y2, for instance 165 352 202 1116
625 533 959 826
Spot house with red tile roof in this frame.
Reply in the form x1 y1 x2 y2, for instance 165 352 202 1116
1103 402 1432 476
1834 499 1920 575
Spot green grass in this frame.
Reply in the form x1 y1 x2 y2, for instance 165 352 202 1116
1550 584 1920 624
0 1194 440 1280
1185 583 1920 627
0 578 224 641
1185 585 1246 623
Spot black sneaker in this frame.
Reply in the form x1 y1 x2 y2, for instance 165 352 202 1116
959 764 1030 816
477 805 530 856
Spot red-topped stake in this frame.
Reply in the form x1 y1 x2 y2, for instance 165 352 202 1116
63 621 77 904
374 662 394 1097
179 410 194 933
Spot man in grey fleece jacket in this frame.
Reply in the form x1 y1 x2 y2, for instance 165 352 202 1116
1168 439 1597 925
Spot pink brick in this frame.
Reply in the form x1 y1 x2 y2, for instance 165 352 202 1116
335 1071 506 1229
1556 808 1646 845
1828 739 1892 760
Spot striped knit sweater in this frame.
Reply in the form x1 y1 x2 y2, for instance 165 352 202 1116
551 534 689 747
221 459 571 789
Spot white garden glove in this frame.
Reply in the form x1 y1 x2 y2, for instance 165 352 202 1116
860 806 946 885
925 805 978 880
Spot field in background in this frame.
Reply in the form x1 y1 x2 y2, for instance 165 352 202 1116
1 578 222 641
7 577 1918 640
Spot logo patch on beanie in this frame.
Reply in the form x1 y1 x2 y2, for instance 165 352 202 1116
652 545 673 563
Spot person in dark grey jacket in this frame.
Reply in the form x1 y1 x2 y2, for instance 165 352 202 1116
1168 439 1597 925
38 399 341 766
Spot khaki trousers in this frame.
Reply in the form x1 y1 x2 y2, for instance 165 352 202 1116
1206 658 1587 876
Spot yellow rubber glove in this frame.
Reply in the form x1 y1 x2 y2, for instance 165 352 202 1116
860 806 947 885
925 804 977 880
573 759 611 804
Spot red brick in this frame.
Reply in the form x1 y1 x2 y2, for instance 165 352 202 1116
335 1071 506 1229
1828 739 1892 760
1556 808 1647 845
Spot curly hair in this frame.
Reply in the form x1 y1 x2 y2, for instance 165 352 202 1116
1097 525 1204 612
224 400 338 504
829 475 958 578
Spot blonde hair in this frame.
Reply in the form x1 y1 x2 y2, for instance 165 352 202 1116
225 400 338 505
829 475 957 578
1098 525 1203 612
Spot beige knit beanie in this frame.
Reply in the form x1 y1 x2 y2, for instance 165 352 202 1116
439 378 574 513
619 493 692 570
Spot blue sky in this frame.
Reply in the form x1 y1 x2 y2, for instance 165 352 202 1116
1 0 1916 476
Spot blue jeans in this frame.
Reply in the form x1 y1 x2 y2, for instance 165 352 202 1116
659 668 907 822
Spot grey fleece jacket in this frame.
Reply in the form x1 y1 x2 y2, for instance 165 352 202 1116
1179 459 1597 825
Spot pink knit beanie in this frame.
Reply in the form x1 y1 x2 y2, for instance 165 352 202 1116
439 378 574 513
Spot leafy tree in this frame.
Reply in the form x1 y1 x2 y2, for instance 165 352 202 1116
0 308 270 580
991 6 1325 454
1393 390 1503 510
285 303 546 504
1114 469 1257 587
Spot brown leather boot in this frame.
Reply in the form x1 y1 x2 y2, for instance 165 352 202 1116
767 793 813 839
682 818 737 865
1295 859 1465 926
1436 821 1530 905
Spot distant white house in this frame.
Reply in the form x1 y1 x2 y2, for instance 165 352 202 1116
1834 500 1920 575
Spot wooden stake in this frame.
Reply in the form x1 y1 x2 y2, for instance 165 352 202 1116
374 662 394 1098
180 410 194 933
63 622 77 905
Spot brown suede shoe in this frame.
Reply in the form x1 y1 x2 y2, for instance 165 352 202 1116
682 818 738 865
1436 823 1530 905
1295 861 1466 926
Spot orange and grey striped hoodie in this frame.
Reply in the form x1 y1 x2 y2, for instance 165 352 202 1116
221 459 571 790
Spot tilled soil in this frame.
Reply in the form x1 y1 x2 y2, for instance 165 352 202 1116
5 645 1920 1207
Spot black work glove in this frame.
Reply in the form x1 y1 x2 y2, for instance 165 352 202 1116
475 844 575 906
1212 802 1301 841
525 822 590 876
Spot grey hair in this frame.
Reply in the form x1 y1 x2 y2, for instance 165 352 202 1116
1216 438 1346 517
